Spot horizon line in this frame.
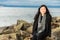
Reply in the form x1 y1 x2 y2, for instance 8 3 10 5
0 5 60 8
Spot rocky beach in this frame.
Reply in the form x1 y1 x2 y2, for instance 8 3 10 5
0 17 59 40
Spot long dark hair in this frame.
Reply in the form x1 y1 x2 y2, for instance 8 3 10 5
34 5 52 21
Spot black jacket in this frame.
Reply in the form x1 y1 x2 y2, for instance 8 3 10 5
32 14 52 39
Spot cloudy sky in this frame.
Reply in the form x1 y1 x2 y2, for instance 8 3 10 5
0 0 60 8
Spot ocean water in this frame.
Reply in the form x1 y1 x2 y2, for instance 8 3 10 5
0 7 60 27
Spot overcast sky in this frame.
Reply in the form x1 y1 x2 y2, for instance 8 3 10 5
0 0 60 8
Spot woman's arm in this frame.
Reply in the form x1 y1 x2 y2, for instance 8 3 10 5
32 20 37 35
48 16 52 37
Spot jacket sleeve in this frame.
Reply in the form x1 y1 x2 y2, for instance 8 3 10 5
32 20 37 35
48 16 52 37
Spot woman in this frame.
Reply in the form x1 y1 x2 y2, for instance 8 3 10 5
32 5 52 40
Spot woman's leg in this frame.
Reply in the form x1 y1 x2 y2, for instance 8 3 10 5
37 37 46 40
32 35 37 40
37 34 46 40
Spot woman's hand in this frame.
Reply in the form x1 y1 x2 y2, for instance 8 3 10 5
30 34 33 38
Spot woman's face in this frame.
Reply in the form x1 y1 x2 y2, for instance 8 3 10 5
40 6 46 14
